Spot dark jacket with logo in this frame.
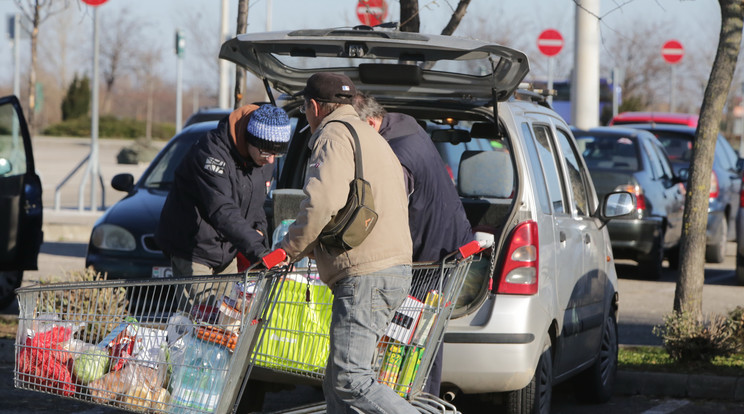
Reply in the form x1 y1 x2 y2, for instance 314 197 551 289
379 112 473 261
155 115 272 269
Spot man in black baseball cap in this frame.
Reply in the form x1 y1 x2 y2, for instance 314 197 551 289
282 72 417 413
295 72 357 104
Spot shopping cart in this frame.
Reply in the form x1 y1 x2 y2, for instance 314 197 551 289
244 240 485 414
13 254 287 414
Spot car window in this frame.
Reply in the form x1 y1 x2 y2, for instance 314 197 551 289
577 134 639 171
532 125 565 214
651 140 675 179
655 132 692 162
0 102 27 176
143 132 202 189
641 138 664 179
556 128 590 216
521 123 551 213
716 136 737 170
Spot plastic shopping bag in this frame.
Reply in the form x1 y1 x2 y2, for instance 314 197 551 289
253 274 333 373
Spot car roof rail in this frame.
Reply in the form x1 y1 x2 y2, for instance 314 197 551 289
513 83 553 109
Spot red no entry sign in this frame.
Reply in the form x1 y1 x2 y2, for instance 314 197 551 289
81 0 107 6
537 29 564 57
662 40 684 64
356 0 388 26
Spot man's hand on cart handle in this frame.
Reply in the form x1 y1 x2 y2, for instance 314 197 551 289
262 248 288 269
458 232 495 259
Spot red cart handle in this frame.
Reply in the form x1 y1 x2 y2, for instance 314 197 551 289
458 240 483 259
262 248 287 269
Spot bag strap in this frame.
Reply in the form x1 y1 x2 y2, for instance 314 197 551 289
326 120 364 180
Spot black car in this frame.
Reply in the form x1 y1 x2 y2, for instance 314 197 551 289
0 95 43 308
574 126 685 278
625 123 742 263
85 122 218 279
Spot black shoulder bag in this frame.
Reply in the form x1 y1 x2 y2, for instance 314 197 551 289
318 120 378 251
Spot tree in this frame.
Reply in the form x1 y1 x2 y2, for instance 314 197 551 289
674 0 743 319
61 74 90 121
399 0 471 35
14 0 71 134
99 9 149 114
234 0 249 109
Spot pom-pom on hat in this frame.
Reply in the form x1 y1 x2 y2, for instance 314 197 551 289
245 105 291 154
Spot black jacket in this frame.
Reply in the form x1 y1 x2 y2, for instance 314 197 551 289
155 118 272 269
379 113 473 261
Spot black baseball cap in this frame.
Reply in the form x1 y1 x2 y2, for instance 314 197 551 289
294 72 357 104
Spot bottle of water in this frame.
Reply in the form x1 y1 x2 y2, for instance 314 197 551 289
169 333 231 413
272 219 310 269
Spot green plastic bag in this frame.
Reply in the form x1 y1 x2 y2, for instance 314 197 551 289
253 276 333 373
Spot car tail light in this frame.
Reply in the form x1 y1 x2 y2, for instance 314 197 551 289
615 184 646 212
494 220 538 295
710 171 719 199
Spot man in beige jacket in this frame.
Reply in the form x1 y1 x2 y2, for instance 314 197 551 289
279 72 416 413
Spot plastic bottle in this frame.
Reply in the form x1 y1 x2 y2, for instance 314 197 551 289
169 332 231 413
272 219 309 269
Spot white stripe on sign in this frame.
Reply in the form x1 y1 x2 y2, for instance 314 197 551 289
538 39 564 47
662 47 684 56
641 399 690 414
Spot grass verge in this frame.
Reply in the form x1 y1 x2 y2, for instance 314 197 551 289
619 345 744 377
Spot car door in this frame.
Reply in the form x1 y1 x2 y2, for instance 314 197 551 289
0 95 42 273
552 126 608 373
529 124 591 370
647 137 685 247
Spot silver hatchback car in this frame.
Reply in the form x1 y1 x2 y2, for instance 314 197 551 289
220 27 633 414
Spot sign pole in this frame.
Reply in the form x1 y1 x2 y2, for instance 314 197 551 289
670 64 676 112
537 29 564 106
547 57 554 105
661 39 684 113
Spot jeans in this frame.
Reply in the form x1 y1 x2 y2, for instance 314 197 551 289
323 265 419 414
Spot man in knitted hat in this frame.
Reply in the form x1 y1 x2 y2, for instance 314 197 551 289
156 104 291 283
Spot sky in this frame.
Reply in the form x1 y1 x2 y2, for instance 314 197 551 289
0 0 723 101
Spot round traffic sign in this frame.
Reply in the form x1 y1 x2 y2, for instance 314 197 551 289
662 40 684 64
81 0 108 6
356 0 388 27
537 29 564 57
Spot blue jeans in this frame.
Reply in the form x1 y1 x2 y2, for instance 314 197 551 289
323 265 419 414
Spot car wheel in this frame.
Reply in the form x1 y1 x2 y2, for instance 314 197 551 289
505 343 552 414
666 244 681 270
637 232 663 280
573 312 618 403
0 270 22 309
705 218 727 263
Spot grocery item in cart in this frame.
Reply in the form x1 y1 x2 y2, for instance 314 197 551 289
16 321 78 396
169 326 233 412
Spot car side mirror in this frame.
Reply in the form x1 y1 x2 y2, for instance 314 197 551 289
111 173 135 193
676 167 689 183
601 191 635 220
0 158 11 175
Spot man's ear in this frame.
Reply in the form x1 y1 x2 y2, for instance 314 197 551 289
367 117 382 131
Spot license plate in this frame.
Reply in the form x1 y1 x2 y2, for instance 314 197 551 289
152 266 173 278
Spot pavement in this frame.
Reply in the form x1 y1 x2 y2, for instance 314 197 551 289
1 135 742 403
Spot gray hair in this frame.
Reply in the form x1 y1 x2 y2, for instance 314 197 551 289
352 93 387 122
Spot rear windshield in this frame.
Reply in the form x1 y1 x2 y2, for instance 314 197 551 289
576 135 639 171
653 131 693 162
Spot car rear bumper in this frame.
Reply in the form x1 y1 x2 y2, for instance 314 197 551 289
705 210 725 246
605 217 662 259
440 295 548 394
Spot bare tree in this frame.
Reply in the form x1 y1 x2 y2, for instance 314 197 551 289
440 0 471 36
99 9 150 114
400 0 420 32
675 0 743 319
234 0 249 109
14 0 72 133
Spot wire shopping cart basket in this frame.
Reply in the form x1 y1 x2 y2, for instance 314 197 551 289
13 262 285 414
246 241 484 414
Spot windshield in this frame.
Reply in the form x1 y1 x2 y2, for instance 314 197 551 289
653 132 693 162
143 132 203 190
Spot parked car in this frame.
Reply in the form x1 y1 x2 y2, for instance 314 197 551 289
182 107 231 128
574 127 686 279
609 111 699 127
218 27 634 413
0 95 43 308
626 123 741 263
